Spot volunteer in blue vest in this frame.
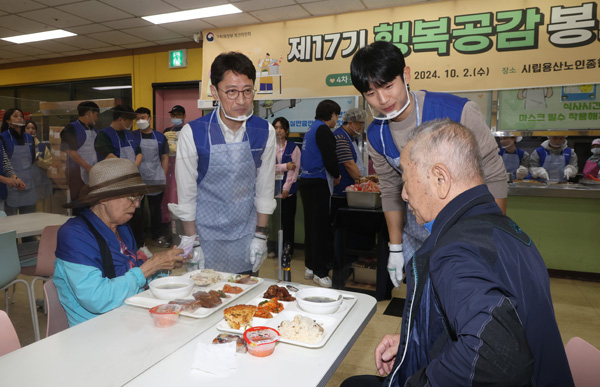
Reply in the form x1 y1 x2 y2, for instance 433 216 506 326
350 41 507 288
529 136 578 182
0 143 26 212
299 100 342 288
274 117 301 256
171 51 276 274
332 108 367 212
130 107 169 250
583 138 600 179
0 108 37 216
497 134 529 180
60 101 100 205
94 105 142 165
25 120 53 212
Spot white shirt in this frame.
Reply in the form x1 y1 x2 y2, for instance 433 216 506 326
175 111 277 222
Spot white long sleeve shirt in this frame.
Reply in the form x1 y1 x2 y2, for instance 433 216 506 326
175 112 277 222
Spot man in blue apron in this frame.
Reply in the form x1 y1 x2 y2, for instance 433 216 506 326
60 101 100 205
0 108 37 216
349 41 508 288
497 134 529 181
298 100 342 288
529 136 578 182
170 52 276 275
94 104 141 165
130 107 169 249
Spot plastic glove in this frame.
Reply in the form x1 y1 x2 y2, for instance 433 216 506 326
387 243 404 288
187 245 204 271
530 167 549 181
250 233 268 272
515 166 528 180
179 234 198 257
564 165 577 180
164 131 178 155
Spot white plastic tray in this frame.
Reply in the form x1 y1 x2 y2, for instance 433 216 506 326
216 294 357 348
124 271 263 319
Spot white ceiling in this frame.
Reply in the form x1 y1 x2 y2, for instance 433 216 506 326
0 0 433 65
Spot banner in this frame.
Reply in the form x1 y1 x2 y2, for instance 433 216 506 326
201 0 600 100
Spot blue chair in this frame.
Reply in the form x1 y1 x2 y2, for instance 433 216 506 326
0 230 40 341
0 210 6 217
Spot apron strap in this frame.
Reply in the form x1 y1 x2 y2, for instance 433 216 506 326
81 216 117 279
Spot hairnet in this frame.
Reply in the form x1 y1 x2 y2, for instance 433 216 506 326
342 108 367 123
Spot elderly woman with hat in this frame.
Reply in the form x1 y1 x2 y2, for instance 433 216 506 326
53 158 184 327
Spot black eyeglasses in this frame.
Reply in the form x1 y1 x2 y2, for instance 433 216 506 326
218 87 255 100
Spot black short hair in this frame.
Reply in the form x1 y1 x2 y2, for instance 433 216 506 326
77 101 100 117
1 108 24 133
135 107 152 116
26 120 38 131
350 41 406 94
315 100 341 121
112 104 136 121
210 52 256 87
272 117 290 134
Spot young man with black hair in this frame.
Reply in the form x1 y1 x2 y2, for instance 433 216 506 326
350 41 507 288
60 101 100 202
94 104 142 166
172 52 276 275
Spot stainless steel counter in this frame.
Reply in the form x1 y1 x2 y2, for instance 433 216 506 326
508 183 600 199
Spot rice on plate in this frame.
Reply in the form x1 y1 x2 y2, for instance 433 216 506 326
278 315 324 344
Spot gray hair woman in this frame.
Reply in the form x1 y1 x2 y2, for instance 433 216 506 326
53 158 184 326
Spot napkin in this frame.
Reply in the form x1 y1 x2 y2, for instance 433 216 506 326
191 341 237 376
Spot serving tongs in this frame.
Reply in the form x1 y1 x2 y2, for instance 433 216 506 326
587 174 600 182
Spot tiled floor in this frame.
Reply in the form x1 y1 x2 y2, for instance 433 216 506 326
3 247 600 386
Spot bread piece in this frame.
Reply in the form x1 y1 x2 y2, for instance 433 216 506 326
223 304 257 329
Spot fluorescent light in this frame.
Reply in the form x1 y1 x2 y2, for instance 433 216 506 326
92 86 132 91
1 29 76 44
142 4 241 25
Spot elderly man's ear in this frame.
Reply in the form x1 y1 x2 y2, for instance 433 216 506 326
430 163 451 200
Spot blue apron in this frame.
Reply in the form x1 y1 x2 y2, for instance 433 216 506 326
195 111 258 273
74 121 97 185
138 131 166 194
501 152 520 179
7 132 36 208
543 153 566 182
32 142 52 200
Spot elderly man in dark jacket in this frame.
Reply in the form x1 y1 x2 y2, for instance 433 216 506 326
342 119 573 387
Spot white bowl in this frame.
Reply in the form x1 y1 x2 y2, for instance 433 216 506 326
149 276 194 300
295 288 343 315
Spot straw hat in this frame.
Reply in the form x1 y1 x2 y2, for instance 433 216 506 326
64 158 165 208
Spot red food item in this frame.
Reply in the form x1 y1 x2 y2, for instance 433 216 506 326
223 284 244 294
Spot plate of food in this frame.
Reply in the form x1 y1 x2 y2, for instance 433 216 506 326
216 285 357 348
124 270 263 318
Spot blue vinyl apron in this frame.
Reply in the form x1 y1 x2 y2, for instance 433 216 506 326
7 132 36 207
501 151 520 179
195 112 257 273
543 153 566 182
118 132 136 162
31 142 52 200
138 132 166 194
75 121 97 185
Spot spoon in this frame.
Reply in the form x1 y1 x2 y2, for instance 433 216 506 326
286 284 300 293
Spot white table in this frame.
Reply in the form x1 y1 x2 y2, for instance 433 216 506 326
0 280 376 386
0 212 71 238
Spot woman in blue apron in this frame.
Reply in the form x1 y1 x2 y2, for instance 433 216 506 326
0 108 36 216
529 136 578 182
497 134 529 181
25 121 53 211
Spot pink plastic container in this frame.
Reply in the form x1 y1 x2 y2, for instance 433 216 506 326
244 326 280 357
149 304 182 327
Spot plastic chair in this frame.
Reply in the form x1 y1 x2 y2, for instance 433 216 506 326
565 337 600 387
0 210 6 217
43 280 69 337
0 310 21 356
0 230 39 341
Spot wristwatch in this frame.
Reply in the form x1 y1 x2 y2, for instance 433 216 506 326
255 226 268 235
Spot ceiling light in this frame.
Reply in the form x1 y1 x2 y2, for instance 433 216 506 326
1 29 76 44
92 86 132 91
142 4 241 25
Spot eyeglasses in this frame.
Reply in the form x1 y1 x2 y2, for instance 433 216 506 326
126 195 144 203
218 87 255 100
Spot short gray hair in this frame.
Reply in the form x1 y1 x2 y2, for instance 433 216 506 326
342 108 367 123
405 119 484 184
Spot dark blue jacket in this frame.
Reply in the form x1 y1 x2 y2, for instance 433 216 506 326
388 185 573 387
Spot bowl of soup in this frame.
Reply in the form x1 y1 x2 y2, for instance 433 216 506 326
295 288 343 314
149 276 194 300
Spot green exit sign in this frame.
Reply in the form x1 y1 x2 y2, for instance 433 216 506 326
169 49 187 68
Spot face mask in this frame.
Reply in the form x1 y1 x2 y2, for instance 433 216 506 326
592 148 600 155
549 142 562 148
171 118 183 125
218 100 253 122
369 80 411 121
136 119 150 130
11 121 25 127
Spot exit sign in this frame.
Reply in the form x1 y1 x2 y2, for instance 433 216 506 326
169 49 187 68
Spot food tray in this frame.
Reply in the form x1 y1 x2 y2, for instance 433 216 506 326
124 271 263 319
216 294 357 348
345 190 382 209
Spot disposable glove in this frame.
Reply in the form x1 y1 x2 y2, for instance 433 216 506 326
387 243 404 288
529 167 549 181
515 166 528 180
250 233 268 272
179 234 198 257
564 165 577 180
189 245 204 271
